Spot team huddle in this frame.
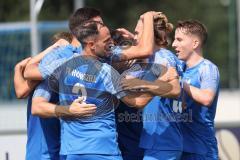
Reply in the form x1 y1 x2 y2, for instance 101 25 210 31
14 7 220 160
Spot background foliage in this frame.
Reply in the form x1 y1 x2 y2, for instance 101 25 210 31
0 0 238 88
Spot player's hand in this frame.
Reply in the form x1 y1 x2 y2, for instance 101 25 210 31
116 28 135 39
69 97 97 118
140 11 162 20
160 67 179 82
153 12 166 20
15 57 32 71
166 67 179 82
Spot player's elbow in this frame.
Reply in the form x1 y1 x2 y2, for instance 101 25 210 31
122 97 146 109
201 97 213 107
31 101 44 117
132 98 150 109
15 90 28 99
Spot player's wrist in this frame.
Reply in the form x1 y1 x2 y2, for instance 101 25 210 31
55 105 73 118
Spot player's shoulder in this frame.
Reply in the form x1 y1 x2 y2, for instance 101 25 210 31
155 48 176 58
200 59 219 70
199 59 219 76
40 45 71 65
154 48 179 67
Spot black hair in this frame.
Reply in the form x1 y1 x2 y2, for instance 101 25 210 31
69 7 101 33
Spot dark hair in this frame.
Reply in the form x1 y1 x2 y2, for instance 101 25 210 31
111 30 136 47
154 13 173 47
51 32 73 44
69 7 101 33
72 22 99 49
176 20 208 46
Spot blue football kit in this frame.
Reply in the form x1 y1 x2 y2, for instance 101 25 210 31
180 59 220 160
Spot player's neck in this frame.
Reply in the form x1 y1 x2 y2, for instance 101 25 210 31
186 50 204 68
82 50 98 60
71 37 81 47
154 44 166 52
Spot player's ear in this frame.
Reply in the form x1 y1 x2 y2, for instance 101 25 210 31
87 41 95 50
193 38 200 49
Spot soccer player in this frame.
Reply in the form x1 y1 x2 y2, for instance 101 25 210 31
172 20 220 160
42 11 171 160
120 13 184 160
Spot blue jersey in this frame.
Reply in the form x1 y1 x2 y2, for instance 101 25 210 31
26 82 60 160
39 45 81 79
181 59 220 158
139 48 184 151
48 55 126 155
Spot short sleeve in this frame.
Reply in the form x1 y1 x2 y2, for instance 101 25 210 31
39 45 79 79
39 58 69 79
154 51 176 68
200 63 220 92
146 50 177 80
33 81 52 101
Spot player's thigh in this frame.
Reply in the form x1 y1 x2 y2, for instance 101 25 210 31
144 150 182 160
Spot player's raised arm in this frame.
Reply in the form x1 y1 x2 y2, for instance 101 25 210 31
111 11 156 61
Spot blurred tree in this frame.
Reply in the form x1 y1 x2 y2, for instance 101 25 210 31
0 0 29 21
0 0 73 22
86 0 237 88
0 0 238 88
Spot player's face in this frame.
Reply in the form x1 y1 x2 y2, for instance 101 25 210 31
134 19 143 44
172 28 196 61
94 25 113 58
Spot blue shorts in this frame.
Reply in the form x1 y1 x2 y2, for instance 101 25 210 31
61 154 123 160
181 152 218 160
143 150 182 160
